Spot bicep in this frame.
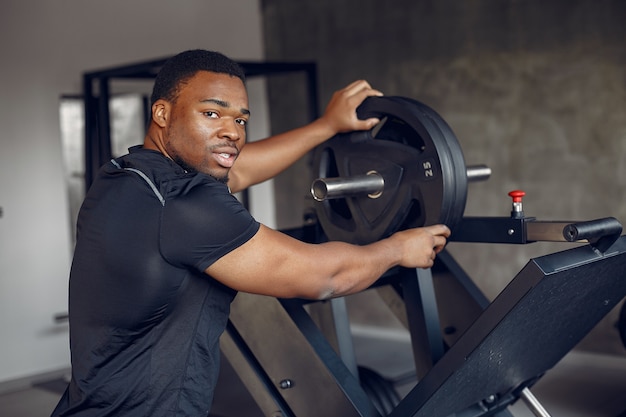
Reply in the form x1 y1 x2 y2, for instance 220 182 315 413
205 225 336 299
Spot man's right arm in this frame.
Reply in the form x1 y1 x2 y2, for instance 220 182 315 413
205 224 450 300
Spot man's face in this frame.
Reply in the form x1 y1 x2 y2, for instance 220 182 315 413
163 71 249 183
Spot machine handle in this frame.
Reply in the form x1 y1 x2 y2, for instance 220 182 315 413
563 217 623 253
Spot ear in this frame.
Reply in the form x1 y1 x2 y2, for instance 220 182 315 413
152 99 170 128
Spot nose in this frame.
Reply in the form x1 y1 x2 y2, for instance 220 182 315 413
219 118 243 142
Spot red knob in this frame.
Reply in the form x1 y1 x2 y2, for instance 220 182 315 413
508 190 526 203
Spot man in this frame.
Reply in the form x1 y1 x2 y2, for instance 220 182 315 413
52 49 450 416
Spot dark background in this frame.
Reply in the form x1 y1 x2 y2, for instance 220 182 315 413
260 0 626 354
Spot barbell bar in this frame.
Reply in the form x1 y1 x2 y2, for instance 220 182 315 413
311 165 491 202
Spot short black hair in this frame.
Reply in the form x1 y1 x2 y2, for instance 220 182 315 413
150 49 246 105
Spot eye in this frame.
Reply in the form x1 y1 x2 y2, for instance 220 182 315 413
235 118 248 127
203 111 219 119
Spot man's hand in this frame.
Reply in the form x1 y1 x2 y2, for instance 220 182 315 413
391 224 451 269
319 80 384 134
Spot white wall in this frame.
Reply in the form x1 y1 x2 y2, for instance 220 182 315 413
0 0 267 385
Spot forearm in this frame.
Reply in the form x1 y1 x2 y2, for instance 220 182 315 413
316 239 402 299
315 226 448 299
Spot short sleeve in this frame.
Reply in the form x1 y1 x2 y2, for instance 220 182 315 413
159 181 260 272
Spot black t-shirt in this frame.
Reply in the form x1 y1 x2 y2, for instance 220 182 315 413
52 147 260 416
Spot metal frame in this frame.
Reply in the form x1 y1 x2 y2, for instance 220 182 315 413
222 217 626 417
388 234 626 417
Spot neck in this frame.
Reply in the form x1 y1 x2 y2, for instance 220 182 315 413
143 125 168 157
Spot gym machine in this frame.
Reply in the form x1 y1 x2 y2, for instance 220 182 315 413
218 96 626 417
80 58 625 416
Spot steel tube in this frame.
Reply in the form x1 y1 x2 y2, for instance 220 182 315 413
526 221 575 242
311 164 489 202
311 171 384 201
466 164 491 182
520 387 552 417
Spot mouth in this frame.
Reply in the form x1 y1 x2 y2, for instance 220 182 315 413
213 149 238 168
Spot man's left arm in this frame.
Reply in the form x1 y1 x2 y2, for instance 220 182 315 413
228 80 383 193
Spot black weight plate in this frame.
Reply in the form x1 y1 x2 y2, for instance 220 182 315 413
313 96 467 245
394 97 468 233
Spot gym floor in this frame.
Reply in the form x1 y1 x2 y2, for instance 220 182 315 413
2 335 626 417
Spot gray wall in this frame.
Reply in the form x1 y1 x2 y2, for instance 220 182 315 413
261 0 626 354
